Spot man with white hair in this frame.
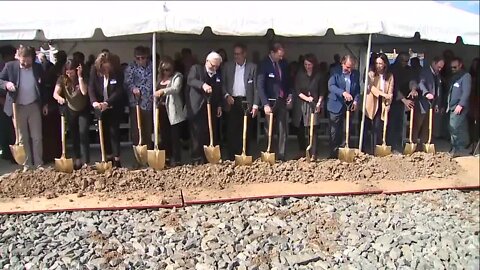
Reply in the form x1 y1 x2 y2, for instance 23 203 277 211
186 51 223 165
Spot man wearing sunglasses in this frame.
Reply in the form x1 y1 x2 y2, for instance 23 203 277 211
124 46 154 165
446 57 472 157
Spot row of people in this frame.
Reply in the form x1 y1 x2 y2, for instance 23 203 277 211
0 43 476 171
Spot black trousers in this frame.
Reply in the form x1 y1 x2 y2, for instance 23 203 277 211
226 97 253 160
189 103 218 163
362 108 383 155
387 100 406 152
0 109 14 161
67 107 90 164
101 108 121 159
328 110 345 158
159 104 182 164
264 98 287 159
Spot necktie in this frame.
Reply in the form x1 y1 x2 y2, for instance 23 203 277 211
274 62 284 98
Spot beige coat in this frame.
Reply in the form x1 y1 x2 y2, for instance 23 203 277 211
366 71 394 120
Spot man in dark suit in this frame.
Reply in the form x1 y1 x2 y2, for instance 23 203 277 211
186 51 223 165
222 43 258 160
0 46 46 170
257 42 291 161
327 54 360 158
414 56 445 147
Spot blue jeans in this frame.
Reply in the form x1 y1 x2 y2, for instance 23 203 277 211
449 111 469 151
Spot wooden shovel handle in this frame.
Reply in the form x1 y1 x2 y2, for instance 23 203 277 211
409 107 414 143
427 108 433 144
61 115 66 157
345 110 350 148
267 112 273 152
136 105 143 145
154 103 160 150
12 102 20 144
242 115 248 154
98 119 106 162
382 108 389 144
207 100 214 146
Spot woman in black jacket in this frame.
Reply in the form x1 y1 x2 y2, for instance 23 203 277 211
88 52 124 167
292 54 327 161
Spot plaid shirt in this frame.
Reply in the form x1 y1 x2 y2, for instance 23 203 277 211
124 61 153 110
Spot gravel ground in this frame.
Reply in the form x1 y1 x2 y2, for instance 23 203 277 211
0 190 478 270
0 152 460 199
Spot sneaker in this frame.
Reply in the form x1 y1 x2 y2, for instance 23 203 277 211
22 165 30 173
36 165 45 171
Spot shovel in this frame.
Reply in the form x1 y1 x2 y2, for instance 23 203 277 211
306 102 316 162
203 96 221 164
54 105 73 173
403 104 417 155
338 102 355 163
261 98 276 165
9 101 26 165
235 101 252 166
375 107 392 157
132 98 148 166
95 109 112 173
423 101 435 154
147 100 166 170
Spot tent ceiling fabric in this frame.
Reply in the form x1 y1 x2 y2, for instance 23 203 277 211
0 1 478 45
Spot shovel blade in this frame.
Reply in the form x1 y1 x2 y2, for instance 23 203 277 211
403 143 417 155
375 145 392 157
423 143 436 154
95 161 112 173
338 147 355 163
133 144 148 166
204 145 221 164
9 144 26 165
147 149 166 170
235 154 252 166
306 146 312 162
54 158 74 173
261 152 275 165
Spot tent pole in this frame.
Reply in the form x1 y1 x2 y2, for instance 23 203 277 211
358 33 372 153
152 32 157 146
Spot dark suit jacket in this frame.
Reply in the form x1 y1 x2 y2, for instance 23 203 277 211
327 70 360 114
0 61 45 117
221 61 258 108
88 67 124 109
257 56 290 107
185 64 222 118
418 65 442 114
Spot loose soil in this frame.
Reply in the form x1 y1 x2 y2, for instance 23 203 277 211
0 152 461 200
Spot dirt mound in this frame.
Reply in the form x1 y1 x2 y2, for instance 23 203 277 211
0 152 460 199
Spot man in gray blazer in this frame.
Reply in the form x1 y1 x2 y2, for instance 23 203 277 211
414 56 444 146
222 43 259 160
0 46 46 170
446 57 471 157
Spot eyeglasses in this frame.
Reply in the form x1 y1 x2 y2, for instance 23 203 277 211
208 60 220 69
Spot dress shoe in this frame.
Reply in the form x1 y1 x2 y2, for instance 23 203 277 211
113 160 122 168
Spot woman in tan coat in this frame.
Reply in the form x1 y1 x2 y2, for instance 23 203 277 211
363 53 394 155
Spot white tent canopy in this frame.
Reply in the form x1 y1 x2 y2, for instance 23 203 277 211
0 1 478 45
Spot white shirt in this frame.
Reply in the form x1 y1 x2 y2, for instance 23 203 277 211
232 61 246 97
379 74 385 92
343 73 351 93
103 76 109 102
